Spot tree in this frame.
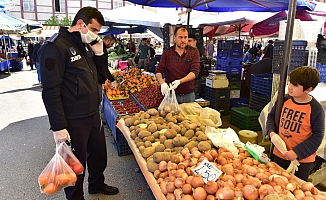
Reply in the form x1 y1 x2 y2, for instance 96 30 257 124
43 16 72 26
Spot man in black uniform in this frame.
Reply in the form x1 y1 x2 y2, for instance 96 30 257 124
98 33 116 85
39 7 119 200
27 39 34 70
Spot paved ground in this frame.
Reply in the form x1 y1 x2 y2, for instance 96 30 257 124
0 66 156 200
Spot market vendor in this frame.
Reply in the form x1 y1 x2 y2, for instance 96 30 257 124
155 26 200 103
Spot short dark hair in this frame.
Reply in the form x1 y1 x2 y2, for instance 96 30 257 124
142 38 147 42
71 7 105 26
268 40 274 44
188 34 197 40
289 66 320 91
174 26 188 36
103 34 116 42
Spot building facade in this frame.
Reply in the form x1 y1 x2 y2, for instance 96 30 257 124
8 0 133 24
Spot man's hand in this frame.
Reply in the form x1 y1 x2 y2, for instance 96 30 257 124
160 83 170 96
53 129 71 144
90 38 104 56
284 150 298 161
170 80 181 90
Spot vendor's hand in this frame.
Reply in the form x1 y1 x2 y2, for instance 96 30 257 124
90 37 104 56
53 129 71 144
111 80 118 89
160 83 170 96
169 80 181 90
284 150 298 161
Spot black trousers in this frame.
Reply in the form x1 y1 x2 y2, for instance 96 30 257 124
273 155 314 181
64 112 107 200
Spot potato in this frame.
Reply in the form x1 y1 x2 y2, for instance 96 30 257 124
171 124 181 133
124 118 135 127
163 106 172 113
147 123 158 133
140 146 155 158
176 115 186 123
180 127 187 136
164 148 172 152
164 129 177 139
140 112 150 120
146 135 156 143
174 147 184 154
159 135 167 144
153 152 172 163
164 139 174 149
133 120 140 126
154 138 160 142
195 131 205 137
147 157 159 173
184 130 195 139
155 144 165 152
147 108 159 116
200 126 206 132
138 130 151 139
144 141 152 147
184 141 198 150
188 123 198 130
136 142 145 148
198 141 211 152
196 134 208 141
172 135 189 147
152 131 159 139
159 110 167 118
134 137 142 143
165 113 177 124
153 117 166 125
130 130 137 140
167 122 175 129
135 128 146 134
195 127 200 132
129 126 135 131
146 120 155 125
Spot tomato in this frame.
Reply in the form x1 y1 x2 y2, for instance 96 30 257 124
72 163 84 174
42 183 57 195
68 173 77 184
68 157 78 166
38 172 55 186
56 173 70 186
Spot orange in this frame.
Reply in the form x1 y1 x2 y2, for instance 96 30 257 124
68 173 77 184
56 173 70 185
38 172 55 186
42 183 57 195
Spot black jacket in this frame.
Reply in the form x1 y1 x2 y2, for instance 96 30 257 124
39 27 106 131
28 43 34 55
33 43 42 63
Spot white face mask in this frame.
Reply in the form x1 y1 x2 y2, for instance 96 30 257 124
80 22 98 44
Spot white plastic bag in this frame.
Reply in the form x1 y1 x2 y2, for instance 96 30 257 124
158 88 180 115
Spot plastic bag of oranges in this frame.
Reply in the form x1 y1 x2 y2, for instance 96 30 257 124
57 142 84 175
38 142 77 195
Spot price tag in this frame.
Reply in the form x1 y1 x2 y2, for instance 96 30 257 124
193 159 222 183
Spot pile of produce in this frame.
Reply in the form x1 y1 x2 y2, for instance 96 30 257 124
111 99 143 115
131 84 164 109
104 67 157 100
122 108 326 200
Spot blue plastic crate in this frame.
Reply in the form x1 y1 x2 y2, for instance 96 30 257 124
218 49 242 58
317 63 326 83
218 57 242 67
249 92 271 112
103 94 119 140
217 65 242 74
230 98 249 108
218 40 244 50
226 73 241 82
113 129 132 156
250 74 272 96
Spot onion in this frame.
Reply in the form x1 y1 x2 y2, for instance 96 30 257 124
157 177 164 184
258 184 275 199
204 151 213 162
242 174 252 185
302 182 314 192
210 149 218 160
154 170 161 179
313 195 326 200
166 176 176 182
251 177 261 188
166 181 176 193
159 171 168 179
266 162 276 168
182 183 193 195
222 164 234 175
293 189 305 200
189 158 198 167
238 148 245 153
174 188 183 200
178 163 187 170
305 197 315 200
221 174 236 186
304 191 313 197
159 161 167 172
181 194 194 200
234 187 243 197
258 163 267 169
286 182 297 192
193 187 207 200
185 153 192 160
166 193 176 200
242 185 258 200
253 159 260 166
171 154 181 164
242 158 254 166
236 183 244 188
192 150 202 159
174 177 185 188
268 167 278 175
160 181 168 195
191 147 199 154
281 171 291 180
247 166 258 176
206 195 215 200
218 147 227 153
198 156 206 162
186 176 193 184
175 169 185 178
234 173 244 184
191 174 205 188
216 186 235 199
225 152 234 160
186 167 194 176
232 159 242 170
203 180 218 195
182 148 190 156
217 156 228 166
273 185 285 194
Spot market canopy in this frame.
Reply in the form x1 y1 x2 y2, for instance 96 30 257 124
0 12 42 34
126 0 315 12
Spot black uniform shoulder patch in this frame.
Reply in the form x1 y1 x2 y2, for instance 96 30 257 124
47 33 59 43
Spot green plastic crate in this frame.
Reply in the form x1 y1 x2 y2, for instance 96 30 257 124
230 107 261 131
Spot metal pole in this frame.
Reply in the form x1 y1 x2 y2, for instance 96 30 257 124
271 0 297 158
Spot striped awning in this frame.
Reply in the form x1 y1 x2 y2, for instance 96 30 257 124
42 26 60 31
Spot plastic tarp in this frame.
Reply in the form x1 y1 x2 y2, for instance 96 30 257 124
0 12 27 33
126 0 315 12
